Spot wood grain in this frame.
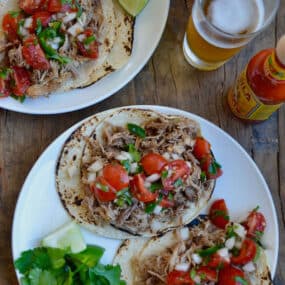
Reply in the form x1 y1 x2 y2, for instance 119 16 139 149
0 1 285 284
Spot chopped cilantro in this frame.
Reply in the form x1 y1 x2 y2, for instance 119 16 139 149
173 178 183 188
145 202 157 214
198 245 222 257
226 225 236 239
84 35 96 45
75 0 83 17
253 205 260 212
253 245 261 262
200 171 207 182
116 188 132 206
235 276 248 285
168 192 174 201
127 123 146 138
95 182 109 192
190 268 196 279
127 144 141 162
36 19 43 35
9 11 20 18
161 170 168 179
212 209 229 221
121 160 131 173
231 247 240 257
150 182 162 192
10 94 26 103
0 68 11 79
135 164 143 174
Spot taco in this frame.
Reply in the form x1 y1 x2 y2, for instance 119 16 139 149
114 200 272 285
0 0 134 99
56 108 222 238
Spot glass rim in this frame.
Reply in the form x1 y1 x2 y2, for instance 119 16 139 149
197 0 280 39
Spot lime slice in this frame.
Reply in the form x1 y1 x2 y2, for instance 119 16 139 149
118 0 149 16
41 222 86 253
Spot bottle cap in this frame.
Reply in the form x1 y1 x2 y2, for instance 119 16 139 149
276 35 285 66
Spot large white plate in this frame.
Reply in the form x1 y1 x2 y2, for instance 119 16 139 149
0 1 169 115
12 106 279 281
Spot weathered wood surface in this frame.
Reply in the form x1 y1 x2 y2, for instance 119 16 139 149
0 0 284 284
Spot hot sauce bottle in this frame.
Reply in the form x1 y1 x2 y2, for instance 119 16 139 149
228 35 285 122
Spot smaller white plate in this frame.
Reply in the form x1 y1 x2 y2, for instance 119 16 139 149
12 106 279 281
0 1 170 114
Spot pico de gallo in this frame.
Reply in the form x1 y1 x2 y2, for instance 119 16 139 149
0 0 101 101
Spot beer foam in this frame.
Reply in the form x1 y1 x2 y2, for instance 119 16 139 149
207 0 263 34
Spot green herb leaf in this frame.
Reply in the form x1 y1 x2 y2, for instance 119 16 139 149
200 171 207 182
161 170 168 179
127 123 146 138
145 202 157 214
168 192 174 201
150 182 162 192
235 276 248 285
127 144 141 162
35 19 43 35
116 188 132 206
121 160 131 173
84 35 96 45
253 205 260 212
198 245 222 257
10 94 26 103
75 0 83 18
226 225 237 239
0 68 11 79
9 11 20 18
212 210 229 221
173 178 183 188
190 268 196 279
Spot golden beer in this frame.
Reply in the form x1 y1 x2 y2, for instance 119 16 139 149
183 0 278 70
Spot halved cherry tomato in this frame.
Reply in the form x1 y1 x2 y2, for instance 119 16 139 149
193 137 211 160
162 160 191 191
77 29 99 59
2 13 23 42
160 198 175 208
47 0 73 13
209 199 230 229
22 36 50 70
11 66 31 96
32 11 52 31
218 265 246 285
141 153 167 175
130 174 158 202
200 154 223 179
103 164 129 191
243 210 266 238
207 253 230 269
0 78 11 98
90 176 117 202
231 238 257 265
166 270 194 285
19 0 46 14
196 266 218 282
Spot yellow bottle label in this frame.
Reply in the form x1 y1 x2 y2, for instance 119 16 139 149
228 68 283 121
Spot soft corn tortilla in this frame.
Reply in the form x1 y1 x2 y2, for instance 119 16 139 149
56 108 215 239
114 219 273 285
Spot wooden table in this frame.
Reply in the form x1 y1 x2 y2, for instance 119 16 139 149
0 1 284 284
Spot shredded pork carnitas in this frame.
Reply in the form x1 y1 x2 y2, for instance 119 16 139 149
133 220 225 285
81 116 213 235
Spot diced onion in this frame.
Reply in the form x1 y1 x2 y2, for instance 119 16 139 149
67 22 84 37
77 34 86 42
225 237 236 250
180 228 190 240
63 12 77 23
77 12 87 26
146 173 161 183
115 151 133 162
175 263 190 272
24 17 33 28
243 261 255 272
19 26 29 37
153 205 162 215
130 162 138 174
233 223 247 239
217 248 229 259
162 152 171 160
87 172 96 184
191 253 202 264
193 276 201 284
88 160 103 173
144 181 151 189
173 144 185 154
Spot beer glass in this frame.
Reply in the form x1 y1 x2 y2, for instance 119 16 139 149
183 0 280 71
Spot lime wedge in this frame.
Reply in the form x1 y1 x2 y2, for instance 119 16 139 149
41 222 86 253
118 0 149 16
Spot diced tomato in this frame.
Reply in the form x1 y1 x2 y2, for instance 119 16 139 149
200 154 223 180
90 176 117 202
243 210 266 238
141 153 167 175
22 36 50 70
209 199 230 229
207 253 230 269
77 29 99 59
193 137 211 160
166 270 194 285
103 164 129 191
0 78 11 98
2 13 23 42
160 198 175 208
130 174 158 202
11 66 31 96
231 238 257 265
47 0 73 13
32 12 52 31
162 160 191 191
196 266 218 282
19 0 47 14
218 265 246 285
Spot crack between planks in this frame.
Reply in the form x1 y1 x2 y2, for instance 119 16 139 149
151 57 159 105
169 60 178 107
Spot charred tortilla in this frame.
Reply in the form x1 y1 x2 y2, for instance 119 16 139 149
0 0 134 98
114 216 272 285
56 108 218 239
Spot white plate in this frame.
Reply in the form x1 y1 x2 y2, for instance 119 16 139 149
12 105 279 280
0 1 169 115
